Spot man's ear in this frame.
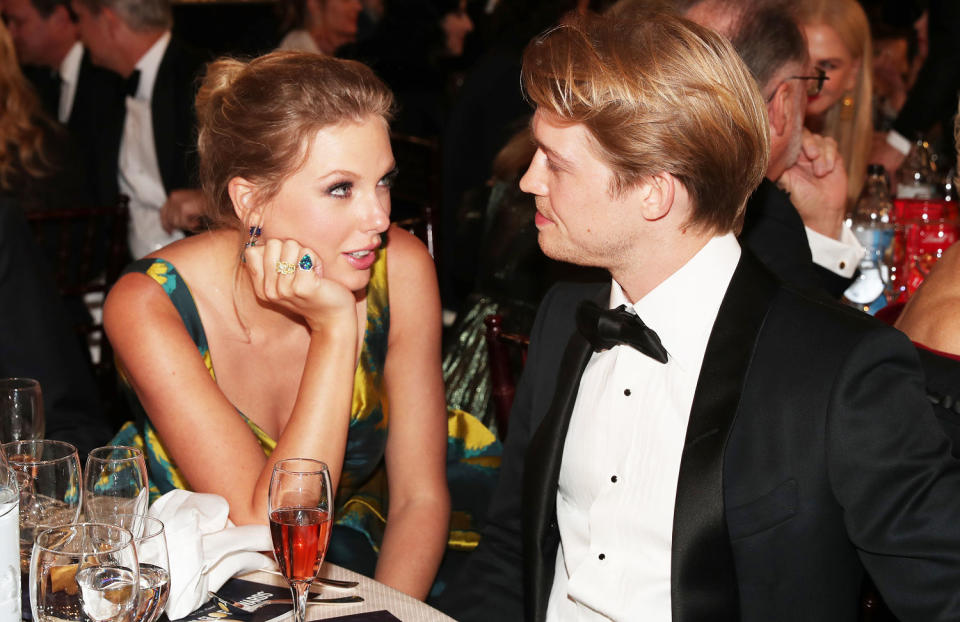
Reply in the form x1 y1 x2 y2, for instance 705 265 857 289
637 172 676 223
767 82 791 139
228 177 261 225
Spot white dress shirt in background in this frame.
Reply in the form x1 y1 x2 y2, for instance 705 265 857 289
546 233 741 622
119 31 184 259
57 41 83 124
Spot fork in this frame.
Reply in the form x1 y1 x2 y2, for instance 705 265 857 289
211 592 364 612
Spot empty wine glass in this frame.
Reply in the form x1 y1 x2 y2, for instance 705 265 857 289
268 458 333 622
30 523 139 622
0 378 44 443
84 447 148 520
2 440 82 579
101 514 169 622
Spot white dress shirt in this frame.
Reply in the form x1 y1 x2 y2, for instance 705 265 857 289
806 224 863 278
546 233 741 622
276 29 322 54
119 31 184 259
57 41 83 124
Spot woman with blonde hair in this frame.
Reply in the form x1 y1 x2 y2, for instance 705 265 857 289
104 51 469 599
797 0 873 206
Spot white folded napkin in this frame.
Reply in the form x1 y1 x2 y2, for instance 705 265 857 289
149 489 276 619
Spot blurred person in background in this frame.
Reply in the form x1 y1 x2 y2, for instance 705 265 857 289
71 0 208 258
797 0 873 208
868 0 960 176
0 18 81 212
3 0 122 205
275 0 362 55
682 0 862 299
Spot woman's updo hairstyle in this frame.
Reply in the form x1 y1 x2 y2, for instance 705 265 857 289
195 51 395 229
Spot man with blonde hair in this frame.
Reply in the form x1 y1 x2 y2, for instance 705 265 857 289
440 10 960 622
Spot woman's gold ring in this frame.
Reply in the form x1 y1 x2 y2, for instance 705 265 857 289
275 260 297 276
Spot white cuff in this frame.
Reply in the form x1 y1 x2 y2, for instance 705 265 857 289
806 225 864 278
886 130 911 156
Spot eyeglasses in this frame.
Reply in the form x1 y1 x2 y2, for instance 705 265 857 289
765 67 829 102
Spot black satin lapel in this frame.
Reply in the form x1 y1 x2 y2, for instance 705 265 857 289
671 252 778 622
522 288 604 622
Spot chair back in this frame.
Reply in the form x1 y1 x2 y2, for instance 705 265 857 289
483 314 529 439
390 132 440 260
26 197 130 423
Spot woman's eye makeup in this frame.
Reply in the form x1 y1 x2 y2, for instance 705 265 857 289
327 181 353 198
379 168 399 188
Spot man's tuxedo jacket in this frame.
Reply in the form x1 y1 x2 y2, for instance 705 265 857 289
94 36 207 205
741 178 852 300
25 50 124 205
440 251 960 622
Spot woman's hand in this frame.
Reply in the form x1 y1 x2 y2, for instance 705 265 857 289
242 238 356 331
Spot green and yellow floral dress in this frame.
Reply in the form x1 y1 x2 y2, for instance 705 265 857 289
110 248 501 590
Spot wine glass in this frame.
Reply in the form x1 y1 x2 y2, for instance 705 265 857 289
83 447 148 520
30 522 139 621
101 514 169 622
268 458 334 622
2 440 83 579
0 378 44 443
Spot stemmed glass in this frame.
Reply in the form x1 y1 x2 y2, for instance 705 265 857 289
101 514 169 622
30 522 139 621
268 458 334 622
2 440 83 578
83 447 149 520
0 378 44 443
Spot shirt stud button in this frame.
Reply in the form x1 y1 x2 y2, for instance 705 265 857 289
598 553 606 561
611 475 618 483
839 261 846 270
624 388 631 396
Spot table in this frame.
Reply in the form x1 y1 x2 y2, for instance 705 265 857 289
241 564 456 622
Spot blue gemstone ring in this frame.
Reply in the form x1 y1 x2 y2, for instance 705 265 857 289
298 254 314 271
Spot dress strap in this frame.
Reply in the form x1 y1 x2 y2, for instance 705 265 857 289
122 258 212 376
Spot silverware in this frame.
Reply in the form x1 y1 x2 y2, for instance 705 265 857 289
260 568 360 589
211 592 364 612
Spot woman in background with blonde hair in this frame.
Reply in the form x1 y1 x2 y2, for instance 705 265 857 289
0 20 80 211
798 0 873 207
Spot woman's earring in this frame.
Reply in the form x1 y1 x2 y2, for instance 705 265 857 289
840 93 855 121
246 226 262 247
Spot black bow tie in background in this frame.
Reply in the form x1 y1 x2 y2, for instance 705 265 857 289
124 69 141 98
576 300 669 363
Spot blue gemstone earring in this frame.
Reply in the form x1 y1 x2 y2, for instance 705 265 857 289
246 226 262 247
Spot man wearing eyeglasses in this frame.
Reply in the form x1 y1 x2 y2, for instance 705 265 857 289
684 0 864 299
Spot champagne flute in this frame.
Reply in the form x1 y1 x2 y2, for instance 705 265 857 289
83 447 148 520
268 458 333 622
101 514 169 622
30 522 139 621
2 440 83 578
0 378 44 443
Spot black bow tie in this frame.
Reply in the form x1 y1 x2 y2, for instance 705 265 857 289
124 69 141 98
576 300 669 363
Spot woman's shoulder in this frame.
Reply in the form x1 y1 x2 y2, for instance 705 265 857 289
383 225 435 280
108 232 235 314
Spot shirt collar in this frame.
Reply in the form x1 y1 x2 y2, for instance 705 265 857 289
609 233 741 372
59 41 83 85
131 31 171 101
